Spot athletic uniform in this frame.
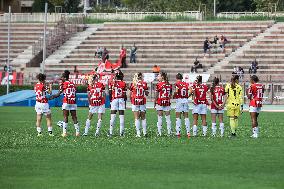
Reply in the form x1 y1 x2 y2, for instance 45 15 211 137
88 81 105 114
110 80 127 111
174 80 190 113
225 83 243 117
34 82 50 115
248 83 264 113
130 81 148 112
211 85 225 114
155 81 172 111
192 83 209 115
60 80 77 111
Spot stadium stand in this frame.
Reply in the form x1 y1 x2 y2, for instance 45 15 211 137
44 21 274 83
212 23 284 83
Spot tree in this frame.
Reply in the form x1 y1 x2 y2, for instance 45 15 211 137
32 0 55 12
64 0 81 13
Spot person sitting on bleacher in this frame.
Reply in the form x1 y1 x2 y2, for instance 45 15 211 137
191 58 203 73
220 35 228 53
249 59 259 74
203 37 212 58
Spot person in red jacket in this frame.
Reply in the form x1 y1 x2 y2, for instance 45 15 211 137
120 45 127 68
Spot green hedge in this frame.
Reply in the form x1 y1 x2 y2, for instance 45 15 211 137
0 85 88 96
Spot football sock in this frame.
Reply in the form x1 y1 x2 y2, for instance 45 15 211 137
157 115 162 135
142 119 147 135
37 127 42 134
135 119 141 136
96 119 102 134
119 115 125 135
193 125 197 136
202 126 208 136
63 122 68 134
234 119 239 130
165 115 172 135
212 123 217 135
176 118 181 135
85 119 91 134
185 118 190 134
74 123 80 133
220 122 225 136
230 118 236 134
109 114 116 135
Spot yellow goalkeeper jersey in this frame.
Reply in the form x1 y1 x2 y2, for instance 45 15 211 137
225 83 243 106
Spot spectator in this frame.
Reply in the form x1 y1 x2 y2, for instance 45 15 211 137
249 58 259 74
95 46 103 58
130 43 137 63
232 66 244 79
120 45 127 68
102 47 109 62
191 58 203 73
203 37 212 57
211 35 219 44
74 66 79 75
220 35 228 53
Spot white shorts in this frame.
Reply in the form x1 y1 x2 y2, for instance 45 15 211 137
156 105 171 112
62 103 77 111
35 102 51 115
192 104 207 115
111 98 126 111
211 109 224 114
249 106 261 113
89 105 105 114
175 99 189 113
132 104 146 112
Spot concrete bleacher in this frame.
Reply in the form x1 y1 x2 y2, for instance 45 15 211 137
44 21 274 82
0 23 55 71
213 23 284 82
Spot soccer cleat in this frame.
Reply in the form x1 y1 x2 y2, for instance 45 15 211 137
229 133 236 138
136 134 141 138
176 134 181 138
48 133 54 137
75 132 80 137
187 133 191 139
61 133 67 137
212 134 216 137
157 133 162 137
143 133 148 137
107 133 112 138
202 133 207 137
250 134 258 138
37 133 43 137
82 133 88 136
94 132 99 137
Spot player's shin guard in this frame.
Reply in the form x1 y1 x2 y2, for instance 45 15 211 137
74 123 80 136
165 115 172 135
119 115 125 136
135 119 141 136
229 118 236 134
109 114 116 135
212 123 217 136
202 126 208 136
185 118 190 135
157 116 162 136
176 118 181 136
219 123 225 136
84 119 91 135
234 119 239 130
96 119 102 135
193 125 198 136
142 119 147 135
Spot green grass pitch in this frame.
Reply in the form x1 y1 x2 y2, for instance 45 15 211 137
0 106 283 189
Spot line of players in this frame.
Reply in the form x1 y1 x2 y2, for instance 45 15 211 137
34 70 264 138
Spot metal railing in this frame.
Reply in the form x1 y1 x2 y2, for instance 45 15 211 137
217 11 284 19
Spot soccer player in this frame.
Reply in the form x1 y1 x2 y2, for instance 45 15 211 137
191 75 209 136
247 75 264 138
50 70 79 137
129 72 149 137
83 74 106 136
109 70 127 137
173 73 191 138
34 73 53 136
224 75 243 137
155 72 172 136
210 77 225 137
